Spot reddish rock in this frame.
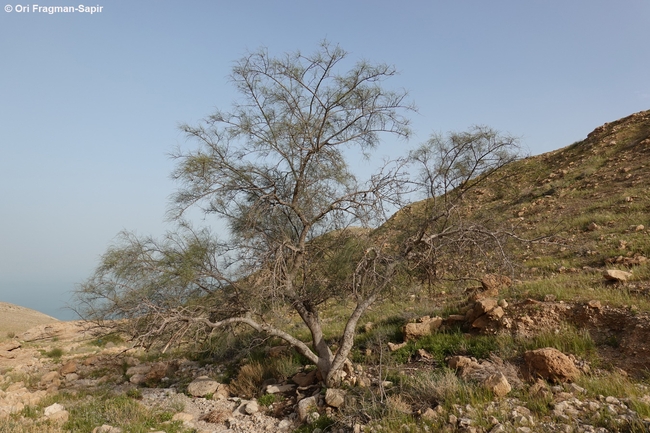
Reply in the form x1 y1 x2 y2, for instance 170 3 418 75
59 361 77 375
481 274 512 291
524 348 580 383
292 369 318 387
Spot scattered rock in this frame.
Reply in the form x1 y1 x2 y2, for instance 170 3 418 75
403 316 443 341
292 370 318 387
481 274 512 292
484 373 511 397
244 400 259 414
187 376 220 397
603 269 633 282
387 342 407 351
524 348 580 383
325 388 346 408
59 360 77 375
297 395 319 422
266 383 295 394
43 402 65 417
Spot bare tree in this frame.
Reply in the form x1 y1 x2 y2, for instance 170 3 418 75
77 43 413 386
404 126 521 285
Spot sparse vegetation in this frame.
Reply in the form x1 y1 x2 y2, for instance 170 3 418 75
3 78 650 432
42 347 63 359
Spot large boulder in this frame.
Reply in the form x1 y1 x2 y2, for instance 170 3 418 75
524 348 580 383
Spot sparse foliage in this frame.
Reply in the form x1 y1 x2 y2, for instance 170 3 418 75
77 43 414 385
404 127 521 284
75 43 522 386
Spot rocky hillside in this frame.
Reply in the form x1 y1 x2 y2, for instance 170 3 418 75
1 110 649 433
0 303 59 341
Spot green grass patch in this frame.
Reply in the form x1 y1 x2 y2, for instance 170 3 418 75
58 391 187 433
42 347 64 359
391 331 501 365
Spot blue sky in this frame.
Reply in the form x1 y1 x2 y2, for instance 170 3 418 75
1 1 649 320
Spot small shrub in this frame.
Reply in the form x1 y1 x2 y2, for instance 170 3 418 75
90 333 124 347
293 415 335 433
229 362 264 399
257 393 277 407
126 388 143 400
44 348 64 359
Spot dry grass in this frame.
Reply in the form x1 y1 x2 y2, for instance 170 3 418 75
0 302 59 342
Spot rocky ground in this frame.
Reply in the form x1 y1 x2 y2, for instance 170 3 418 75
1 278 650 433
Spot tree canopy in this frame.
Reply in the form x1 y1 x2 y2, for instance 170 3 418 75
75 43 520 386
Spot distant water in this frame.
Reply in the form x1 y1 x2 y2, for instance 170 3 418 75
0 281 80 321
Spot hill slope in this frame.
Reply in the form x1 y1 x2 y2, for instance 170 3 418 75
0 302 59 341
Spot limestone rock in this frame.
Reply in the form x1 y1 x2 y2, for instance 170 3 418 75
603 269 633 282
244 400 259 414
40 371 60 386
524 348 580 383
403 316 443 341
325 388 346 408
44 403 65 417
125 364 151 377
387 342 407 351
266 383 295 394
297 395 319 422
187 376 220 397
0 341 21 352
59 360 77 375
484 373 511 397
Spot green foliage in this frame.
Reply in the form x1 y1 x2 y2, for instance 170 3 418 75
519 327 596 359
43 347 64 359
90 333 124 347
391 331 501 365
60 392 188 433
293 415 335 433
126 387 143 400
257 393 277 407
